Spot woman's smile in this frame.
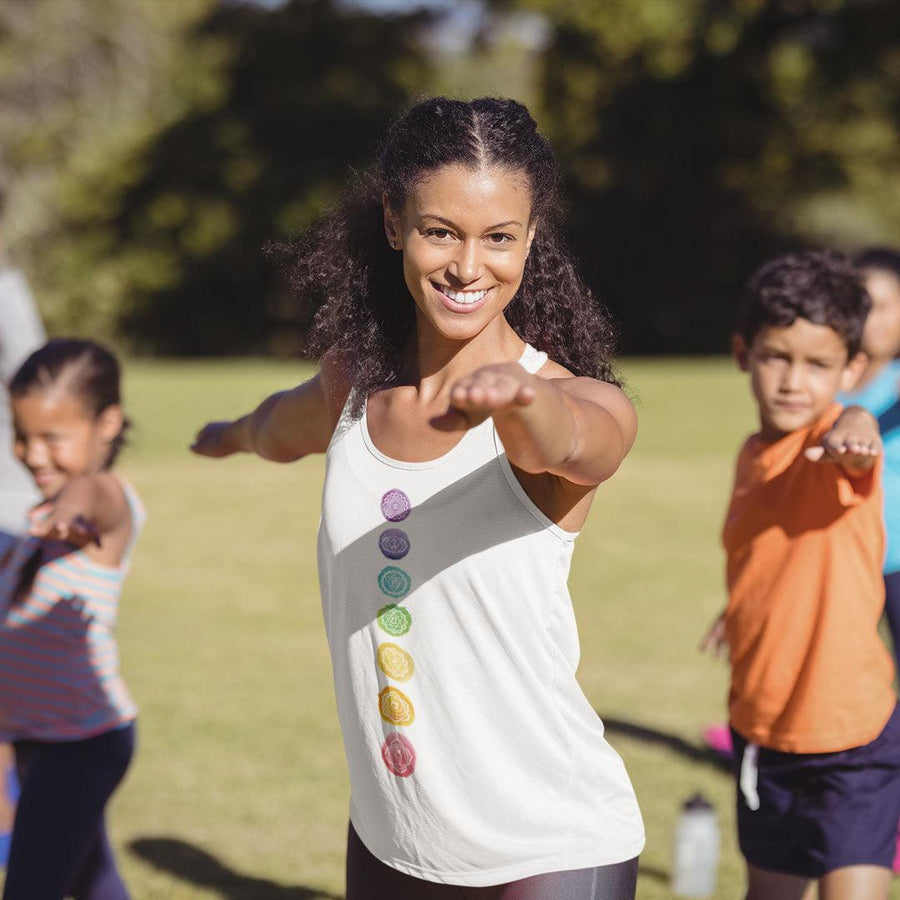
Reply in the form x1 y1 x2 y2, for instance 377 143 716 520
431 282 493 312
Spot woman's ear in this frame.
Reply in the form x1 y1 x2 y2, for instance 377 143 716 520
525 220 537 258
98 404 124 446
383 194 401 250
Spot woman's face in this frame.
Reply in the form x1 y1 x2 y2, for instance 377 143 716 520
385 163 536 343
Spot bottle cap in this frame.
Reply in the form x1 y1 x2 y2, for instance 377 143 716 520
683 792 714 811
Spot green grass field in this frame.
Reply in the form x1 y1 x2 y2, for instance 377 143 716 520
7 357 899 899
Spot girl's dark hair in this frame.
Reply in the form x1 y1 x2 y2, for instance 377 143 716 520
738 250 870 357
276 96 620 411
854 246 900 282
9 338 129 467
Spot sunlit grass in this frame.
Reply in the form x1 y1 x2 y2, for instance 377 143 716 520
7 357 897 899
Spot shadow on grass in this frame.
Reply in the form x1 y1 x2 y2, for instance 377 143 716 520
638 863 668 884
129 837 342 900
601 716 733 774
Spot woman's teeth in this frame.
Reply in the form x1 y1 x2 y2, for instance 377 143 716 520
437 285 489 305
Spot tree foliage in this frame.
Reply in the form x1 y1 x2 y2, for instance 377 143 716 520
3 0 900 353
514 0 900 351
1 0 429 353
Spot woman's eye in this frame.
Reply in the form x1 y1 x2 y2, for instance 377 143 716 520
425 228 454 240
487 233 513 244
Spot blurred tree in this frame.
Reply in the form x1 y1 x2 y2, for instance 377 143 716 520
1 0 429 354
0 0 222 343
508 0 900 352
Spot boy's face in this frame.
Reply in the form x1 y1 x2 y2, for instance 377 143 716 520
733 319 867 442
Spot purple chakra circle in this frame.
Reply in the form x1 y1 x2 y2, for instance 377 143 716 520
381 489 411 522
378 528 410 560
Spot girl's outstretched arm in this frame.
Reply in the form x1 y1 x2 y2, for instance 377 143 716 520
29 472 129 548
191 354 349 463
450 362 637 488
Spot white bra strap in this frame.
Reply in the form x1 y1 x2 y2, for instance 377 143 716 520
518 343 548 375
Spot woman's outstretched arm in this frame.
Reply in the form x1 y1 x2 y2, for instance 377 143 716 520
450 363 637 488
191 354 350 463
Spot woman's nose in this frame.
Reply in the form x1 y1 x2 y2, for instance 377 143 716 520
448 240 482 284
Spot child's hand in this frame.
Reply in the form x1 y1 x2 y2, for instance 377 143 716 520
28 502 101 548
450 364 536 417
700 613 728 659
804 407 881 473
191 421 240 458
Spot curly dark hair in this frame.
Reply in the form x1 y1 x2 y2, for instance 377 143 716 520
275 97 621 412
9 338 130 467
738 250 870 357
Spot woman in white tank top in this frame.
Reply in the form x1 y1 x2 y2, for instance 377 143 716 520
192 97 644 899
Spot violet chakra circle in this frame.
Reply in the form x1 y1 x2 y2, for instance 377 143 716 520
378 528 410 560
381 489 411 522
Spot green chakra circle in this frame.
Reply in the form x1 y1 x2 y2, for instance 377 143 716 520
378 565 411 599
377 604 412 637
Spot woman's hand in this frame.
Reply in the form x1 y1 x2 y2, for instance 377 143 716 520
191 421 243 458
450 363 536 420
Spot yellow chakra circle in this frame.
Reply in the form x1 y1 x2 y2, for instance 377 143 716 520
376 643 415 683
378 686 415 726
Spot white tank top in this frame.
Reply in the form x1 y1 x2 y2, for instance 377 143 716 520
317 344 644 886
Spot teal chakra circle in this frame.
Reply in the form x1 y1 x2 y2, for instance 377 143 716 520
378 565 411 599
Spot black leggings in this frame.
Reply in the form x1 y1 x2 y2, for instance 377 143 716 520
3 723 134 900
346 823 638 900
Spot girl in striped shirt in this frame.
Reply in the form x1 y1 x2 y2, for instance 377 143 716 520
0 338 141 900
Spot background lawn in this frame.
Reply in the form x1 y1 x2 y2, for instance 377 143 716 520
5 357 897 899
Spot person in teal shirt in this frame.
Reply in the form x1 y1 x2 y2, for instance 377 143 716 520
840 247 900 665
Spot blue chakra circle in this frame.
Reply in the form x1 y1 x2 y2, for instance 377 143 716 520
378 528 411 561
378 565 411 599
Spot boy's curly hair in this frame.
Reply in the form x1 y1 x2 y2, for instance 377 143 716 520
739 250 870 356
273 97 621 413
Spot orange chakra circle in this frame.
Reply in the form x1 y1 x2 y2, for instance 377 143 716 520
376 643 415 682
378 686 415 726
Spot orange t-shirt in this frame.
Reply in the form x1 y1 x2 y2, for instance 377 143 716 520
723 403 894 753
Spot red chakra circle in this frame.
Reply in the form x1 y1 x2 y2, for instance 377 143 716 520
381 732 416 778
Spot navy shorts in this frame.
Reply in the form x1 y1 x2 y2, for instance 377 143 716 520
731 704 900 878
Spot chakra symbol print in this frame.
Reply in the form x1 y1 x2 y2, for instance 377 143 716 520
381 733 416 778
378 528 410 560
381 489 411 522
377 604 411 637
377 642 414 682
376 489 417 778
378 566 411 599
379 686 415 726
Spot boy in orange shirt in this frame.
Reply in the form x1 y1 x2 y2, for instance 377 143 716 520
704 250 900 900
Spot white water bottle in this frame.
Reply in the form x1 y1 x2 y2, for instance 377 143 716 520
671 793 720 898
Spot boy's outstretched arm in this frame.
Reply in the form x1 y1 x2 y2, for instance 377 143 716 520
804 405 882 477
191 354 349 462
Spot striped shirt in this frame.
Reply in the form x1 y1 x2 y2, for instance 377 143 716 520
0 478 144 741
